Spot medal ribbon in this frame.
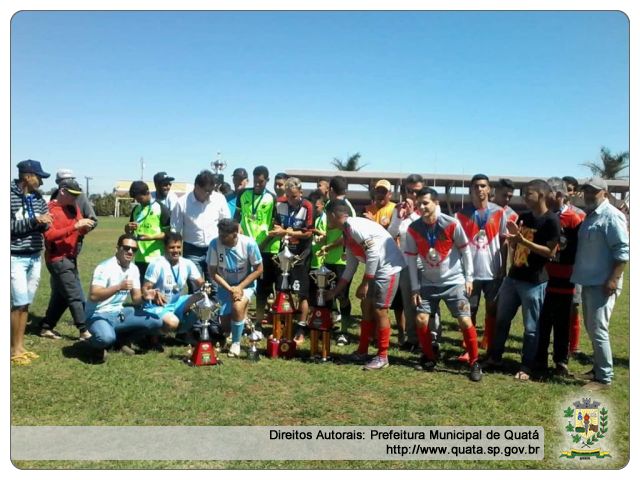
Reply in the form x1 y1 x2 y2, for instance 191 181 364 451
251 190 265 219
135 200 156 224
426 222 438 249
473 208 489 230
170 263 181 289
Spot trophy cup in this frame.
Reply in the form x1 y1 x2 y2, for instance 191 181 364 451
246 319 262 362
187 288 221 367
267 236 301 359
308 265 337 362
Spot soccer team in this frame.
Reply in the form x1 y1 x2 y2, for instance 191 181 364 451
10 160 629 389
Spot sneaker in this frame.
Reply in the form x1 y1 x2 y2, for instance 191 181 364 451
348 351 369 363
414 355 436 372
119 344 136 356
78 330 92 341
363 355 389 371
481 357 503 370
40 328 62 340
228 342 241 358
469 362 483 382
336 334 348 346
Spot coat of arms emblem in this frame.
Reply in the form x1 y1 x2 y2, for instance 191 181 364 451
561 397 610 459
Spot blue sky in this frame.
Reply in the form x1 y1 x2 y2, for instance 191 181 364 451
10 11 629 195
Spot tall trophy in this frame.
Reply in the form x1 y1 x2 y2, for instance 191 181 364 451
187 287 221 367
267 236 301 359
308 265 337 362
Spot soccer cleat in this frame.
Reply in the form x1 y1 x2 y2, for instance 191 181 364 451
336 334 348 346
414 355 436 372
363 355 389 371
228 342 241 357
40 329 62 340
469 362 483 382
553 363 570 377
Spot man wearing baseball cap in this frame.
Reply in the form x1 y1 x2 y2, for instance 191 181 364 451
10 160 53 365
226 167 249 217
364 179 396 229
152 171 179 213
571 177 629 390
39 178 96 341
54 169 98 254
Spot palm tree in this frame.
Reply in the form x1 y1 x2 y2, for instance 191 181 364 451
331 152 368 171
582 146 629 179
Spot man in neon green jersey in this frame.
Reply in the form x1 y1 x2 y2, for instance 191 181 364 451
234 165 279 326
125 180 171 284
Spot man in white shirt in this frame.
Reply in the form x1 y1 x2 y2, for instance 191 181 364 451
152 171 179 213
86 234 163 363
171 170 231 294
208 219 264 357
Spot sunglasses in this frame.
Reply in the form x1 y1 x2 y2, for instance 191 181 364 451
120 245 138 253
406 188 421 195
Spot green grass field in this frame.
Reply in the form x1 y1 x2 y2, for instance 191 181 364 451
11 217 630 469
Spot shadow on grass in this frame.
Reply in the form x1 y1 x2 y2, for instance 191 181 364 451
61 342 101 365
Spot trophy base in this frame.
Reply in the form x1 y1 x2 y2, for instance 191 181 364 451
278 338 297 359
247 346 260 362
190 341 218 366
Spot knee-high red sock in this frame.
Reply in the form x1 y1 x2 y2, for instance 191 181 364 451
417 324 435 360
358 320 374 354
462 325 479 365
377 327 391 358
569 310 581 353
481 313 496 350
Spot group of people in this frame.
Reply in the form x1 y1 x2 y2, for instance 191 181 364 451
10 160 628 389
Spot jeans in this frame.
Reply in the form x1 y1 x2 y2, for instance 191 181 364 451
488 276 547 371
43 257 87 332
582 285 617 384
183 242 216 297
87 307 163 350
10 253 42 307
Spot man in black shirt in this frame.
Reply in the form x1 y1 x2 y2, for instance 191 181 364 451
485 179 561 381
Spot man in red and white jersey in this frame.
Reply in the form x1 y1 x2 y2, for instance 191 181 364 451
455 174 508 353
325 200 405 371
405 187 482 382
494 178 519 223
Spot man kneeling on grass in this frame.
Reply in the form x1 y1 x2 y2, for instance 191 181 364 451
86 234 164 363
208 218 264 358
142 232 207 343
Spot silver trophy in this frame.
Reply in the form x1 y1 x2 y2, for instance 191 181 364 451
211 151 227 175
246 319 263 362
272 236 302 291
309 265 337 307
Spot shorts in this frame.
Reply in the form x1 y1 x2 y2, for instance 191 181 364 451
257 253 278 298
10 253 42 308
468 278 503 311
278 253 311 298
417 284 471 318
144 294 192 321
390 268 409 310
572 284 582 305
366 271 400 309
218 287 256 316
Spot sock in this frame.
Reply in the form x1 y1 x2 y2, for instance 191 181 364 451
231 321 244 344
377 327 391 358
462 325 479 365
569 310 581 353
358 320 374 354
417 324 435 360
482 313 496 350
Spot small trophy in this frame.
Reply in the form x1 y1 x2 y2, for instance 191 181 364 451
246 319 263 362
308 266 337 362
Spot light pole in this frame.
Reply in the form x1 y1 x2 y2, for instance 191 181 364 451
84 176 93 197
140 157 145 180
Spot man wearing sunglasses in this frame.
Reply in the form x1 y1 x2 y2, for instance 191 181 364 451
85 235 163 363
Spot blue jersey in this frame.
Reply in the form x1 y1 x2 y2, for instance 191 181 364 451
144 256 201 304
207 234 262 288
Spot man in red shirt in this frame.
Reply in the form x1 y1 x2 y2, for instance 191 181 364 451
39 179 96 340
